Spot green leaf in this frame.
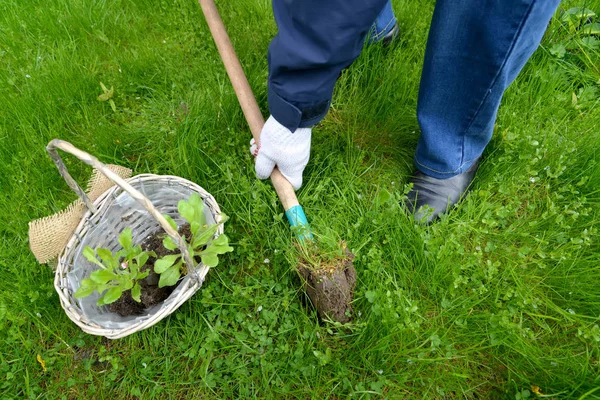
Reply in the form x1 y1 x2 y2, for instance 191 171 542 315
365 291 378 303
131 283 142 302
178 200 196 225
97 86 114 101
122 278 134 290
128 260 139 276
562 7 596 22
582 23 600 35
136 252 149 269
90 269 117 284
192 224 219 249
187 193 203 207
191 221 201 237
581 36 600 49
109 99 116 112
119 228 133 250
154 254 180 274
96 248 114 266
549 43 566 58
197 235 233 268
137 270 149 280
96 283 109 294
376 188 391 205
206 234 234 254
201 252 219 267
188 194 206 226
101 287 123 304
187 246 195 260
163 236 178 251
82 246 104 268
217 213 229 225
163 214 177 230
158 264 181 288
80 277 96 287
74 285 96 299
132 245 142 257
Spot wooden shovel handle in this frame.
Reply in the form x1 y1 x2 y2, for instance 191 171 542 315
198 0 299 211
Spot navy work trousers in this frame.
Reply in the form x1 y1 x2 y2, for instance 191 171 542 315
268 0 561 178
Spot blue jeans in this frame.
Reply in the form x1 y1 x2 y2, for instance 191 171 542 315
415 0 561 178
367 1 397 44
268 0 561 177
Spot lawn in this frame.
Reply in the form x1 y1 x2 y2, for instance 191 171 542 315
1 0 600 398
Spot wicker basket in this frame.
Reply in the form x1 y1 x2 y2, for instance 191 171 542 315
47 140 223 339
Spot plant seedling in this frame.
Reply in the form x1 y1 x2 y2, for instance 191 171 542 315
156 193 233 288
74 228 156 306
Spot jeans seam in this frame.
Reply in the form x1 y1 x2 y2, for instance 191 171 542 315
372 17 396 40
415 156 479 175
457 0 536 167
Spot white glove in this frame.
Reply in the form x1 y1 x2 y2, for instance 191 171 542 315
250 115 311 190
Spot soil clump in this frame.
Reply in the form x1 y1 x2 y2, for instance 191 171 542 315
298 247 356 323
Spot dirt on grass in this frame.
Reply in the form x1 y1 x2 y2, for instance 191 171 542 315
298 246 356 323
108 225 192 316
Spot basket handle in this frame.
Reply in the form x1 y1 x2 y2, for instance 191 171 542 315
46 139 195 271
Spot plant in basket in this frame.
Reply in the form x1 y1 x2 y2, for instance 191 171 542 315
74 193 232 316
74 228 154 306
156 193 233 288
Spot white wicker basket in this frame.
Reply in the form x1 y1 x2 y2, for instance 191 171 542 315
47 140 223 339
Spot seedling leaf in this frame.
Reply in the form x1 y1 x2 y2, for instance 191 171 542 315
192 224 219 248
178 201 196 225
74 285 96 298
136 252 149 269
163 236 178 251
201 252 219 267
119 228 133 250
206 234 234 254
188 193 206 226
154 254 180 274
90 269 117 284
82 246 104 268
163 215 177 230
158 264 181 288
191 221 201 236
131 283 142 302
102 287 123 304
80 278 96 288
96 248 114 265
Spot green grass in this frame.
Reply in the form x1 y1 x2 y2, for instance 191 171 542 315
1 0 600 398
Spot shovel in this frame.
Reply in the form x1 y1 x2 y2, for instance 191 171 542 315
198 0 357 323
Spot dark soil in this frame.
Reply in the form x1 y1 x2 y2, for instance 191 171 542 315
298 247 356 323
108 225 192 317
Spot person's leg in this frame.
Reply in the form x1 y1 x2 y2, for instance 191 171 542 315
268 0 388 132
366 0 399 45
408 0 561 223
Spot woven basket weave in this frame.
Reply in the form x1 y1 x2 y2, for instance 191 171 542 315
47 140 223 339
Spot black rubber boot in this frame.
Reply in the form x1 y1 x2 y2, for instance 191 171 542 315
406 158 481 224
